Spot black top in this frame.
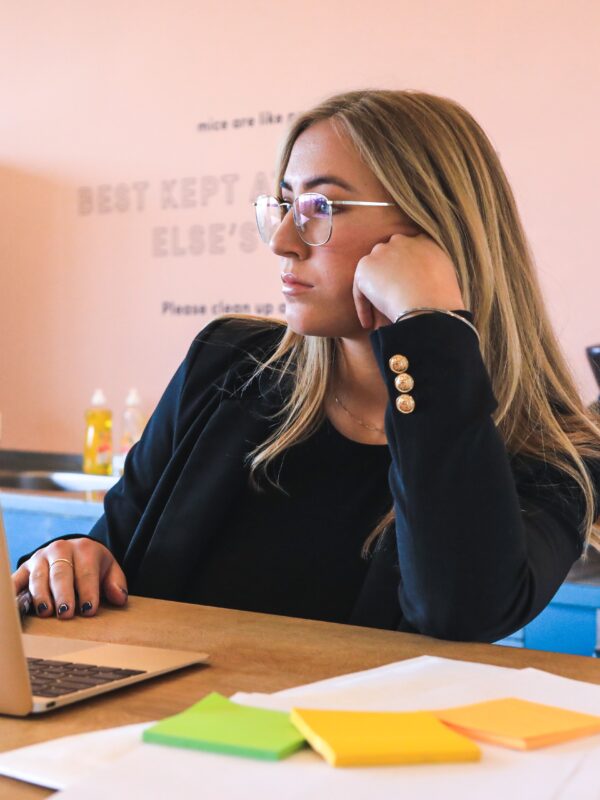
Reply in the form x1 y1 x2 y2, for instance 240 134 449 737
189 419 391 623
20 314 600 641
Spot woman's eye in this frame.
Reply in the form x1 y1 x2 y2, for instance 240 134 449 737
313 197 329 215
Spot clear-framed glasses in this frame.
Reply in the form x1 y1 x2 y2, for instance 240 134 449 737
253 192 395 247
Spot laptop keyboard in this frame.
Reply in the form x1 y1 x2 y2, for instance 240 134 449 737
27 657 146 697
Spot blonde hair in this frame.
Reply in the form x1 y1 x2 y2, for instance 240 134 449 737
246 89 600 551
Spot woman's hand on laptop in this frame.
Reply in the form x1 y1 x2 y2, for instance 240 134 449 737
11 538 128 619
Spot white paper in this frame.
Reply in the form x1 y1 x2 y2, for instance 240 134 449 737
50 728 598 800
555 742 600 799
232 655 523 711
0 722 151 790
3 656 600 799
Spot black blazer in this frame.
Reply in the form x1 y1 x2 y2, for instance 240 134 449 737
81 315 599 641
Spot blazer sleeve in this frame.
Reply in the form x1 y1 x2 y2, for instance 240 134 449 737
370 312 597 643
85 364 185 562
87 317 252 563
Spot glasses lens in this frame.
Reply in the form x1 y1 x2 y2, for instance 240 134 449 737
254 195 283 243
294 193 332 246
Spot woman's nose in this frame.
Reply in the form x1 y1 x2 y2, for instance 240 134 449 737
269 207 309 259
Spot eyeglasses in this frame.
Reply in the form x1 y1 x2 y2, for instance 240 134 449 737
253 192 395 247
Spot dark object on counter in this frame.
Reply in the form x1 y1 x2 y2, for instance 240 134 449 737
588 346 600 414
587 345 600 391
0 450 82 473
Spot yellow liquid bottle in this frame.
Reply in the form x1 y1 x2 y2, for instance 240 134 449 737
83 389 113 475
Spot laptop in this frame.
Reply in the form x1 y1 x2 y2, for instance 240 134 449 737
0 506 209 715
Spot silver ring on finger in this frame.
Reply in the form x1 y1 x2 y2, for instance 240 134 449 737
49 558 74 569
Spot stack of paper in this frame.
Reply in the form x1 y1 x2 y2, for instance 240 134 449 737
2 657 600 799
143 692 305 760
290 707 481 766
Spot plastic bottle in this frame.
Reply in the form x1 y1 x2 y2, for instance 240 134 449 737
113 388 145 475
83 389 113 475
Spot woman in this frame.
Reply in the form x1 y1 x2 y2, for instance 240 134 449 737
13 90 600 642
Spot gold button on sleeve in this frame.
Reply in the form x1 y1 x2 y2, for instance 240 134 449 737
396 394 416 414
394 373 414 393
389 354 409 374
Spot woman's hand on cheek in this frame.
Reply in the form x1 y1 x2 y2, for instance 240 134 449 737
352 233 465 330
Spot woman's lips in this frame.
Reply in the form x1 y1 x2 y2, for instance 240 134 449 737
281 273 314 295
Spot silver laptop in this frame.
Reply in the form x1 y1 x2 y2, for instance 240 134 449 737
0 506 209 715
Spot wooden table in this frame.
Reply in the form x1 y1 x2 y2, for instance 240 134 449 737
2 597 600 798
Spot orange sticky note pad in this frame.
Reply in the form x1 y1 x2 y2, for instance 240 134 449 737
435 698 600 750
290 707 480 767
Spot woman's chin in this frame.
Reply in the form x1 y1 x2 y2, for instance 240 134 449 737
284 309 366 339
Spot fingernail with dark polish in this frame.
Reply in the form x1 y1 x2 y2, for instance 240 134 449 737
37 602 48 614
81 601 93 614
58 603 69 615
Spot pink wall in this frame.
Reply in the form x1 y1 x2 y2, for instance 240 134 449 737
1 0 599 453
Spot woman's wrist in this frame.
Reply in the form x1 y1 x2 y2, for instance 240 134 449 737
394 307 479 343
384 291 465 323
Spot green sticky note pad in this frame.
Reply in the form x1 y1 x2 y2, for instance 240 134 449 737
143 692 305 761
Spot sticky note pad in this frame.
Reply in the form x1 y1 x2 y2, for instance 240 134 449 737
143 692 305 760
290 707 480 767
435 698 600 750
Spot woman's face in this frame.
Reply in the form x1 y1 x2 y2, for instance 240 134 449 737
271 119 417 338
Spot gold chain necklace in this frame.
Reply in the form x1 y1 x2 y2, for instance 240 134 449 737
334 394 386 434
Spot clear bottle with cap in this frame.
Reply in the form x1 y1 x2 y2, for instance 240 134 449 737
114 388 145 475
83 389 113 475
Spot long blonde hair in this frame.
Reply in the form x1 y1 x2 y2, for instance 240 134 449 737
246 89 600 550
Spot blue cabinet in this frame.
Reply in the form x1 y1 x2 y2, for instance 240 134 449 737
0 492 103 571
496 582 600 656
522 582 600 656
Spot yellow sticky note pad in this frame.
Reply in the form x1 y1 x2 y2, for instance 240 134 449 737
436 698 600 750
290 708 480 767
